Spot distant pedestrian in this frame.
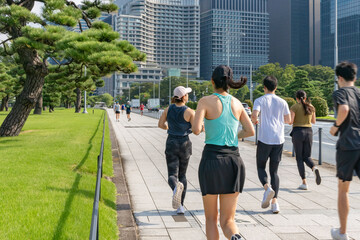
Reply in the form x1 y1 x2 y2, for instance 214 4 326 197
330 62 360 240
121 104 125 114
140 103 144 116
289 90 321 190
114 102 121 122
193 65 254 240
158 86 195 214
125 101 132 121
251 76 291 214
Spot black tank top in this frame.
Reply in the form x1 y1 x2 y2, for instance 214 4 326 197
167 104 192 136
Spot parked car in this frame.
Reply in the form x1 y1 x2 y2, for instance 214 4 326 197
242 103 251 116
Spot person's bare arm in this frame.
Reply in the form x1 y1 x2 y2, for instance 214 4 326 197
238 108 255 139
311 111 316 124
289 110 295 125
192 98 206 135
284 113 291 124
251 110 259 125
330 104 349 136
158 107 169 130
184 108 196 126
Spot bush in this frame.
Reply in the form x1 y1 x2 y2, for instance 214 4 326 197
311 97 329 117
186 101 197 110
244 99 253 111
282 97 296 108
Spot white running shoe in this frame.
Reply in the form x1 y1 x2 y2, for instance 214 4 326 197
176 205 185 214
298 184 308 190
172 182 184 209
271 202 280 214
261 186 275 208
230 234 243 240
331 228 349 240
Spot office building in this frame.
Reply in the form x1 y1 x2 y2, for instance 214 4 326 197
200 0 269 81
321 0 360 73
114 0 200 96
268 0 321 66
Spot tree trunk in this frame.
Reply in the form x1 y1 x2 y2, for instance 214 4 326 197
0 49 48 137
75 88 81 113
33 92 43 115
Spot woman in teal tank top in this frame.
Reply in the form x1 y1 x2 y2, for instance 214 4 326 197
193 66 255 240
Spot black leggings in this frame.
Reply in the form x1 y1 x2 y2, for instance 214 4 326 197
256 141 283 198
291 127 314 179
165 135 192 205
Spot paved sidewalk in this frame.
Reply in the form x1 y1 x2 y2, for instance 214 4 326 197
108 110 360 240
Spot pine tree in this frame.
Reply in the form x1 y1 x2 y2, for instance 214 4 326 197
0 0 146 136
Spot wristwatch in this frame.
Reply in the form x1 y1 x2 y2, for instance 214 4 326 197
333 122 340 128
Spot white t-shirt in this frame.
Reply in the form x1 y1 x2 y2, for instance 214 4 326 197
253 94 290 145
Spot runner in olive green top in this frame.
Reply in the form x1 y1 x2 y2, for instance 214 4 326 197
289 90 321 190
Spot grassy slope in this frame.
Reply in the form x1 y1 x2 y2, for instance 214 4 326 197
0 108 117 240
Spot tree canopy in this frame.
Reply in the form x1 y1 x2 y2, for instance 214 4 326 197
0 0 146 136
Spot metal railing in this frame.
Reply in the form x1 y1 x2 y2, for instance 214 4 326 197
89 113 106 240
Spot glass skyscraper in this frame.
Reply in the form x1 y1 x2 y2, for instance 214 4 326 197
321 0 360 72
200 0 269 80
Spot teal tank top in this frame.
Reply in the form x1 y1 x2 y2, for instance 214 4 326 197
204 93 239 147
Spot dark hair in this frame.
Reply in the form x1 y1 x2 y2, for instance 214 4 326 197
263 76 277 91
171 96 185 104
211 65 247 91
335 61 357 81
296 90 314 115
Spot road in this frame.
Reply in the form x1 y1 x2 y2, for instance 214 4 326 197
132 109 338 165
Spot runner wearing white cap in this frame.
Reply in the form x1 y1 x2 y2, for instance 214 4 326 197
158 86 195 214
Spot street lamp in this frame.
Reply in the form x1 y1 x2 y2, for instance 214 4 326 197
82 66 88 114
334 0 338 92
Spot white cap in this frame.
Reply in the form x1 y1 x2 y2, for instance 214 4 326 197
173 86 192 99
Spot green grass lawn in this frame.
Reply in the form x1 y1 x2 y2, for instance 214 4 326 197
0 108 117 240
317 116 336 120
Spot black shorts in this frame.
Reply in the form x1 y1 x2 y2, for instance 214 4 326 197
115 111 120 114
336 149 360 181
126 109 131 114
198 144 245 196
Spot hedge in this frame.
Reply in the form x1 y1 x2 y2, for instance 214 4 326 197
282 97 296 108
244 99 253 111
311 97 328 117
186 101 198 110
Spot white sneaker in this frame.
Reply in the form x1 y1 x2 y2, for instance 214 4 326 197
176 205 185 214
331 228 349 240
271 202 280 214
172 182 184 209
298 184 308 190
261 186 275 208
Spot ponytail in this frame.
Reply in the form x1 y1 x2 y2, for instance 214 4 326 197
212 65 247 91
296 90 314 115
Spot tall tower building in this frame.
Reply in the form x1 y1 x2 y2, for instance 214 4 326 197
200 0 269 81
321 0 360 73
114 0 200 97
268 0 321 67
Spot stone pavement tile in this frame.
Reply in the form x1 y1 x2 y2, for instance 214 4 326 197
139 228 169 237
168 228 207 240
277 233 316 240
347 230 360 240
301 225 334 240
240 225 281 240
140 237 170 240
269 226 305 234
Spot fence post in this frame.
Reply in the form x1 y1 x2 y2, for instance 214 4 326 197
255 124 258 145
318 128 322 165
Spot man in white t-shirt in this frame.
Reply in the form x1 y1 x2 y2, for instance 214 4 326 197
251 76 291 214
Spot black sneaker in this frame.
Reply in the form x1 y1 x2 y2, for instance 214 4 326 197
314 168 321 185
231 234 242 240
